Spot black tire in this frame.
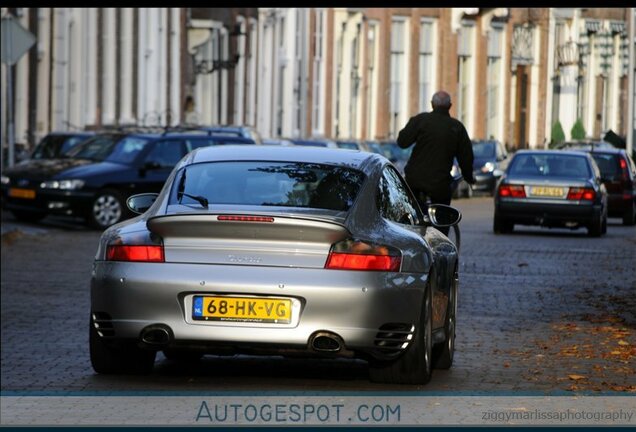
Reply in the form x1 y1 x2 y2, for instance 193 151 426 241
87 189 127 230
11 210 46 223
89 315 156 374
433 268 458 369
623 201 636 226
163 349 203 363
587 212 603 237
369 283 433 384
493 213 513 234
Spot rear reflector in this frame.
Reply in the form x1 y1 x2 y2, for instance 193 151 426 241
567 187 596 201
325 239 401 272
217 215 275 223
498 184 526 198
106 245 165 262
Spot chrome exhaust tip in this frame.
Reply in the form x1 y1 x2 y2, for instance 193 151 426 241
140 325 172 347
310 331 343 352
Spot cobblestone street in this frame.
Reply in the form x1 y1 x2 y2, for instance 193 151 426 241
1 197 635 393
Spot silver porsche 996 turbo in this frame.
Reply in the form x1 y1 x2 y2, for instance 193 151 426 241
90 145 461 384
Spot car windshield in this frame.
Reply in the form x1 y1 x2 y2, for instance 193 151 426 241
590 153 621 178
31 135 89 159
509 154 591 178
473 141 496 158
336 141 360 150
65 135 152 164
171 161 366 211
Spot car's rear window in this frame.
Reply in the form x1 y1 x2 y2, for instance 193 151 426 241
66 135 151 164
509 154 591 178
590 153 620 178
171 161 365 211
32 135 89 159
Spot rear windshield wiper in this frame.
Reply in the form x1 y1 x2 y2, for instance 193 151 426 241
178 192 208 208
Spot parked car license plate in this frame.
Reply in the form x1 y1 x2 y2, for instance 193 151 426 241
8 188 36 199
530 186 564 197
192 295 292 324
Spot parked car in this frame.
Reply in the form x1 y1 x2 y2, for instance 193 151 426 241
0 133 256 229
451 158 473 199
560 142 636 225
90 145 462 384
335 140 363 150
377 141 412 175
30 131 96 160
494 150 608 236
168 125 262 144
471 139 508 195
262 138 294 146
289 138 339 148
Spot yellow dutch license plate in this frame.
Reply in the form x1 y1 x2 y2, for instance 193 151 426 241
8 188 36 199
530 186 564 197
193 296 292 324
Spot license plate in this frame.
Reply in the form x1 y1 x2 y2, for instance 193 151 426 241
192 296 292 324
8 188 36 199
530 186 564 197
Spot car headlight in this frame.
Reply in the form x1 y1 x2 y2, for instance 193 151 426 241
481 162 496 173
1 175 9 185
40 179 85 190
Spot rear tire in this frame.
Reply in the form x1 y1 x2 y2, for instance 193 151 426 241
11 210 46 223
587 212 603 237
493 213 513 234
89 315 156 374
163 349 203 363
433 268 458 369
623 201 636 226
369 283 432 384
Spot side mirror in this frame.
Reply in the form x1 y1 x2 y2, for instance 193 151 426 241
427 204 462 227
127 193 158 214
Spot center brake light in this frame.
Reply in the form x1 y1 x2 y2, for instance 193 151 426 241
567 187 596 201
217 215 275 223
498 184 526 198
325 239 401 272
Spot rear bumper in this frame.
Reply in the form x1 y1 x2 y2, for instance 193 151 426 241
91 261 428 360
607 192 635 216
496 199 599 227
1 187 94 217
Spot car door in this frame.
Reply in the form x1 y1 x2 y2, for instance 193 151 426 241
376 166 452 329
135 139 188 194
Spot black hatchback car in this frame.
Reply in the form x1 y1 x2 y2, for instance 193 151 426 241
494 150 608 237
472 140 509 194
1 132 256 229
560 143 636 225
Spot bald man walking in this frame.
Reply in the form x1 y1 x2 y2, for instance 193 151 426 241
397 91 475 229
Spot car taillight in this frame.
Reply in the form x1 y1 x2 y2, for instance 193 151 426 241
567 187 596 201
325 239 401 272
619 158 629 182
105 231 165 262
106 245 165 262
498 184 526 198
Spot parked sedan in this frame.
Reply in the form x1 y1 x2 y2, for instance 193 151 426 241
30 131 96 160
494 150 608 236
560 143 636 225
0 133 256 229
90 146 462 384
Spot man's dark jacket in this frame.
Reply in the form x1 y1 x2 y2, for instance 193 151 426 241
397 108 475 200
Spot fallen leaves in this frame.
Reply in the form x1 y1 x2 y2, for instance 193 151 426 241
568 374 587 381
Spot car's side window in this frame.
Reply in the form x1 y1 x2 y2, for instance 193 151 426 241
144 140 185 168
377 166 422 225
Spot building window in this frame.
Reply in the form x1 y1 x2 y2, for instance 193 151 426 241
312 9 325 135
457 22 474 129
487 24 503 139
390 17 407 138
366 20 379 140
419 19 435 113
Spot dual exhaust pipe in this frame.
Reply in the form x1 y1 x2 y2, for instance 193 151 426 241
140 325 345 354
